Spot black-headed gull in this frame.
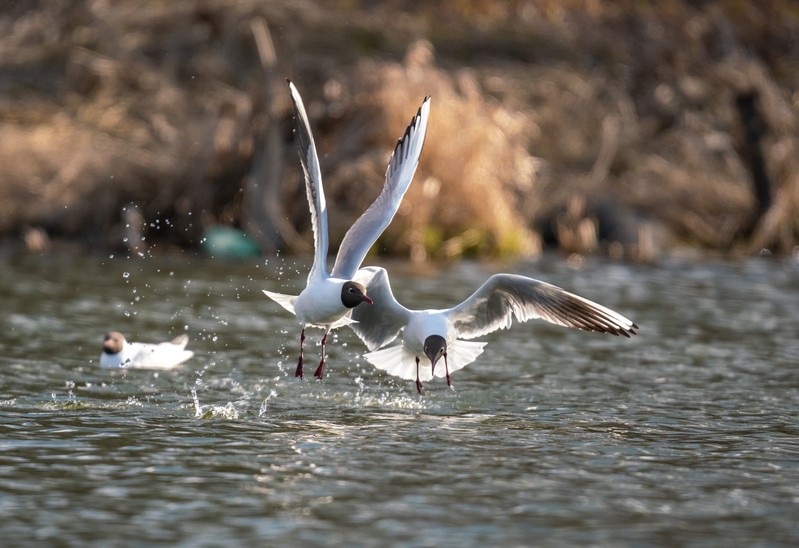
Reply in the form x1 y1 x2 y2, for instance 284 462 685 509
100 331 194 370
264 81 430 380
350 266 638 394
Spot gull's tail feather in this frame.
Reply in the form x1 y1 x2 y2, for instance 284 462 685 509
169 334 189 348
263 290 298 315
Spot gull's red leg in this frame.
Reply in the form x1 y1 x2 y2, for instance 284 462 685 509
295 329 305 379
314 330 328 380
415 356 424 396
444 353 452 388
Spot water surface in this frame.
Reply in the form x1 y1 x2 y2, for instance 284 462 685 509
1 254 798 546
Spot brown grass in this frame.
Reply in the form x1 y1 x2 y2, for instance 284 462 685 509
1 0 798 259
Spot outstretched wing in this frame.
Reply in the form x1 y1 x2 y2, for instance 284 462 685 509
445 274 638 339
288 80 329 282
331 97 431 279
349 266 411 351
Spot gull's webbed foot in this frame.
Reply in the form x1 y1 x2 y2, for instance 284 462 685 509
314 357 326 380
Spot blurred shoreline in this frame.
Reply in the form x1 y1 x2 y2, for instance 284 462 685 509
1 1 797 262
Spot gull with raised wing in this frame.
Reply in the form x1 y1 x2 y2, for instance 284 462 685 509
351 266 638 394
99 331 194 370
264 81 430 380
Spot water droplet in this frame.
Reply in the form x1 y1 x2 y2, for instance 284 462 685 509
122 272 130 278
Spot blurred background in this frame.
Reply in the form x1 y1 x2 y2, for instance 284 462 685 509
2 5 799 545
1 0 797 262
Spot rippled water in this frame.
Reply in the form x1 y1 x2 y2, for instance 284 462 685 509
1 253 798 546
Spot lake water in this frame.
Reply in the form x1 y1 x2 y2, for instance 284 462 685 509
1 253 798 546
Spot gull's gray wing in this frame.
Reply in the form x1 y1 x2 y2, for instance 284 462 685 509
445 274 638 339
331 97 431 279
288 80 329 282
350 266 412 351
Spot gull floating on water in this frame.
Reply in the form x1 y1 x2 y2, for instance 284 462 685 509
351 266 638 394
100 331 194 370
264 81 431 380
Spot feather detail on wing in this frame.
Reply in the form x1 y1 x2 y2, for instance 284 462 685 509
350 266 410 350
263 290 298 316
287 81 329 282
446 274 638 339
331 97 431 279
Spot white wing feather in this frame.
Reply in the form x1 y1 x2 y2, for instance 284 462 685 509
287 81 329 283
350 266 411 350
331 97 431 279
445 274 638 340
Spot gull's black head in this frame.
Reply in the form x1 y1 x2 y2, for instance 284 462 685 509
341 281 373 309
103 331 125 355
423 334 447 374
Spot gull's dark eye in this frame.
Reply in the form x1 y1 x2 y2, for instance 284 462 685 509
423 346 428 353
348 287 356 294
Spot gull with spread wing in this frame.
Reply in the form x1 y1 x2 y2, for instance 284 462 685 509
351 266 638 394
264 81 430 380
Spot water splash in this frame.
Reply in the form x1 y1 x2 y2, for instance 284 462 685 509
259 389 277 417
191 379 203 417
191 388 241 419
